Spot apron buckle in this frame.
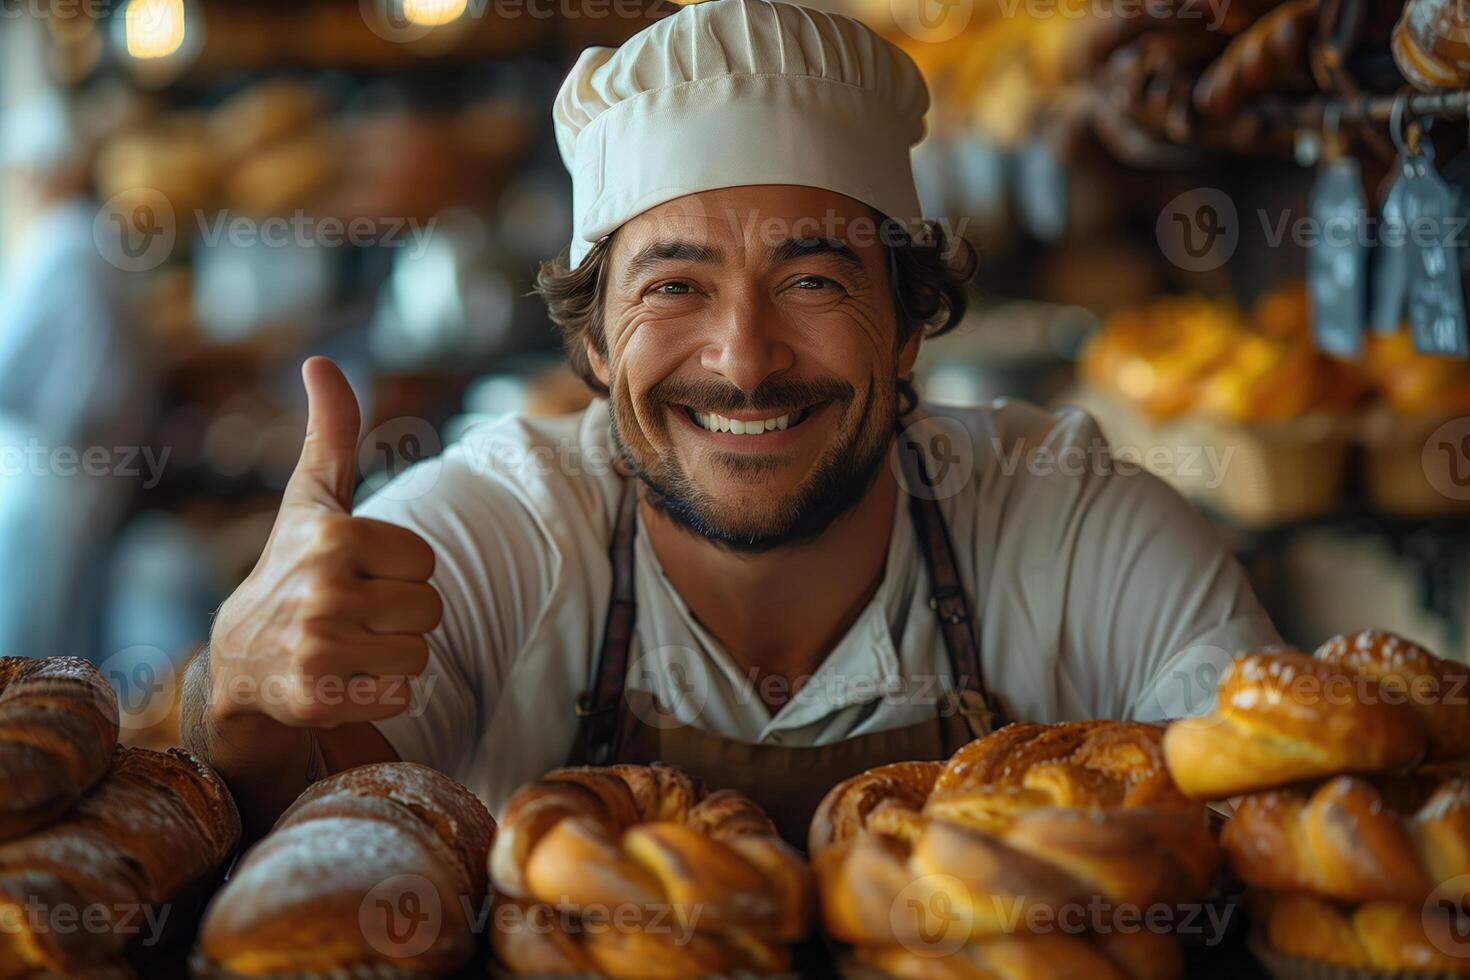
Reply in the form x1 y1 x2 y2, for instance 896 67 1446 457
955 688 994 739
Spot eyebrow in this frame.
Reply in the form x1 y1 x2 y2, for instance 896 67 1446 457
766 237 867 281
619 240 725 289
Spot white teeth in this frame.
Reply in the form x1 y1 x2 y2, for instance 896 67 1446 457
692 411 792 435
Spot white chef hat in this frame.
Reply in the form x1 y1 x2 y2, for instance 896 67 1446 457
552 0 930 269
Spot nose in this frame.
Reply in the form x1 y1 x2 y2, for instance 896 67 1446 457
698 292 795 393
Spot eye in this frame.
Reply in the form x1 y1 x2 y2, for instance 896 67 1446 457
792 275 834 290
649 280 694 296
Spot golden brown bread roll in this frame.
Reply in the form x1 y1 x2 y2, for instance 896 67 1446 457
490 764 812 976
1162 648 1428 800
812 723 1217 977
1315 629 1470 761
924 722 1197 834
1223 776 1470 904
0 747 239 979
195 762 493 977
0 656 120 840
855 932 1137 980
1264 892 1470 973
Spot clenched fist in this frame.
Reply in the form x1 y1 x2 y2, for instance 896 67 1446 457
207 357 443 727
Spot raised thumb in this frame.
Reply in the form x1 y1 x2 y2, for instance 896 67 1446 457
287 356 362 510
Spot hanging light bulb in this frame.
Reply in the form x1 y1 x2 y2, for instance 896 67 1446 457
122 0 186 60
400 0 469 27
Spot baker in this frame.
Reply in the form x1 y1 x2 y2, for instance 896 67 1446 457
183 0 1281 844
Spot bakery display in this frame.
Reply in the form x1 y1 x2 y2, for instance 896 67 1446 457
489 763 813 977
195 762 494 978
0 656 121 840
0 746 240 979
811 721 1216 979
1159 629 1470 975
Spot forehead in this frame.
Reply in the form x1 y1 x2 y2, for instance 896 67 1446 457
609 184 885 267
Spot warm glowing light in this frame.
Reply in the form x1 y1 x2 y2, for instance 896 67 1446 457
123 0 186 60
401 0 468 26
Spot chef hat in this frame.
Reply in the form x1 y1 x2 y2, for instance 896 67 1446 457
552 0 930 268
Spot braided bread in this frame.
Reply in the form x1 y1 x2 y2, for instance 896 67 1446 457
196 762 494 977
1263 892 1470 974
1162 648 1428 800
1315 629 1470 761
488 764 813 976
0 747 239 979
811 723 1217 977
0 657 120 840
852 928 1184 980
1223 775 1470 904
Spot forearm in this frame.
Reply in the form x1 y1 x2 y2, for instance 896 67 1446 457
180 647 323 840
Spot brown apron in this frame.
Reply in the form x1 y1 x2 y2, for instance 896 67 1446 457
568 445 1010 848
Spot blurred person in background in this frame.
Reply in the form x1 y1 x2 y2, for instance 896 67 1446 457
0 90 154 664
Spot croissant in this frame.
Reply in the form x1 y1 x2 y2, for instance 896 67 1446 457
1223 776 1470 905
1162 648 1428 800
1192 0 1318 120
0 747 239 979
1263 892 1470 973
489 764 813 976
0 656 120 840
195 762 494 977
811 723 1216 978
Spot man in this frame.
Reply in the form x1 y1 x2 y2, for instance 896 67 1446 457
184 0 1280 842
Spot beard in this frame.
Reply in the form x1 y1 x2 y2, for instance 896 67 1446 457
609 373 899 554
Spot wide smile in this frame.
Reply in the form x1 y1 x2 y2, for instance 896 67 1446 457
671 401 829 450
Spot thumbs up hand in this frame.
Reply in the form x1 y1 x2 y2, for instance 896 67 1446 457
208 357 443 727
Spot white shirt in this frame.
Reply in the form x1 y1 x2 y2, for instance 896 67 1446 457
360 397 1280 817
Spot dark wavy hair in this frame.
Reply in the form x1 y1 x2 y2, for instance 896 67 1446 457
533 207 978 415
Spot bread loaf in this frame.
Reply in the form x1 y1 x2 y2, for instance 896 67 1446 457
0 657 120 840
1315 629 1470 761
195 762 494 978
1162 648 1428 799
1223 776 1470 904
811 722 1216 978
1263 892 1470 973
0 747 239 979
489 764 813 976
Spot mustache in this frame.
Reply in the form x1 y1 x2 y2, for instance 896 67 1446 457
647 376 855 414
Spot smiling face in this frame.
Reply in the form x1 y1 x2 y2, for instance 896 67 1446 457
589 185 921 552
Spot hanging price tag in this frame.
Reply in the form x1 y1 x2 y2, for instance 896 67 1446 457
1013 137 1069 244
1401 157 1470 356
1307 153 1368 357
1370 163 1411 332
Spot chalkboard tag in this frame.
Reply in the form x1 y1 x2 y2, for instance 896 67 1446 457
1370 161 1412 332
1013 137 1069 244
1401 154 1470 356
1307 153 1368 357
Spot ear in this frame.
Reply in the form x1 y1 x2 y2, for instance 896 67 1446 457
586 337 611 388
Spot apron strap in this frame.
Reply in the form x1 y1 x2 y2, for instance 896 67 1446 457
575 480 639 765
899 437 1006 739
